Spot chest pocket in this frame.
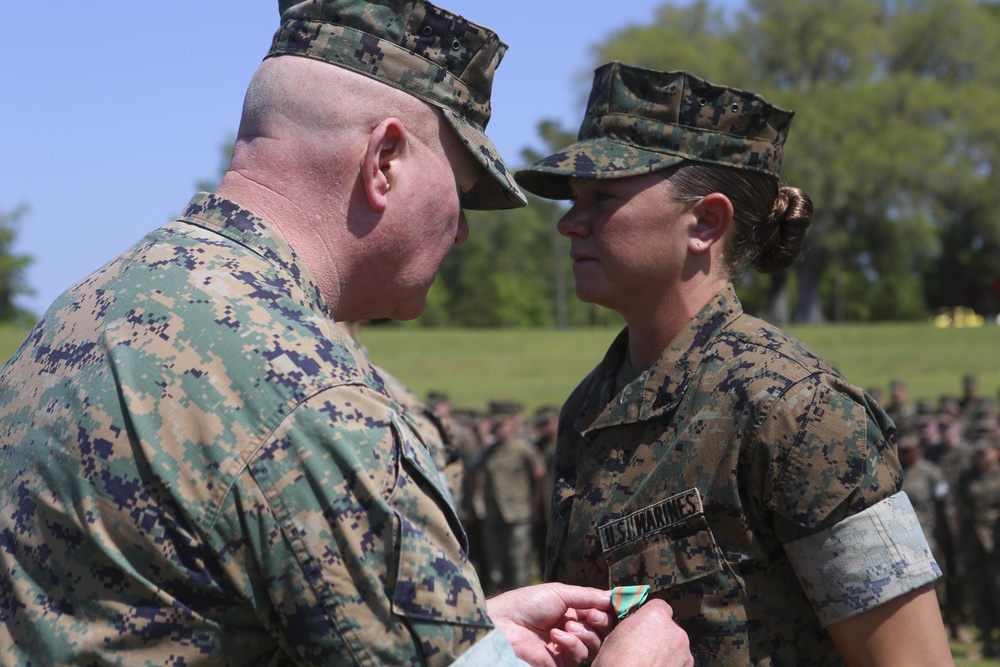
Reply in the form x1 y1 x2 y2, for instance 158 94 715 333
387 413 491 628
599 488 724 591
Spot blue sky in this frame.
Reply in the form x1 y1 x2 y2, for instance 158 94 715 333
2 1 739 316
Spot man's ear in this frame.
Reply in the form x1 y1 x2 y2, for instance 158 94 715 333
361 118 405 213
688 192 733 254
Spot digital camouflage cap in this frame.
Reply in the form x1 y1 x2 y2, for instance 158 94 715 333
267 0 526 210
515 62 795 200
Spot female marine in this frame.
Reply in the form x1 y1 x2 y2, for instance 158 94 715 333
514 62 952 666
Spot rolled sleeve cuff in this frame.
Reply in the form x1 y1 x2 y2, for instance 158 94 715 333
783 491 942 627
449 628 530 667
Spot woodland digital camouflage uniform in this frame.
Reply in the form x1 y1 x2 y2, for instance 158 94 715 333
379 365 466 510
545 286 941 666
0 195 497 665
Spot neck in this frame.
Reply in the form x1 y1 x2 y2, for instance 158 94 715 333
624 275 728 370
215 171 344 317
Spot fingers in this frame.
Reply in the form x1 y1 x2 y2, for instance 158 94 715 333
550 620 603 665
592 599 693 667
560 607 611 631
584 607 613 634
546 583 614 613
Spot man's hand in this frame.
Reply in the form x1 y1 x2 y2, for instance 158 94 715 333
593 599 693 667
487 583 613 667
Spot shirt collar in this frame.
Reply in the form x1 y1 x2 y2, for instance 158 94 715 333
576 283 744 434
176 192 329 317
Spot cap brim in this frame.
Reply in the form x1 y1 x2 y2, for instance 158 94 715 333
513 138 685 200
442 109 527 211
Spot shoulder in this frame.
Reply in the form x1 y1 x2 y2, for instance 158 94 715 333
717 313 841 383
687 312 859 426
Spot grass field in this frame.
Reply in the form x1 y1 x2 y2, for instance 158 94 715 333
358 321 1000 413
0 324 30 364
1 320 997 414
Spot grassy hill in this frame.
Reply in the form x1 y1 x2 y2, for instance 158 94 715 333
1 321 996 414
358 322 999 413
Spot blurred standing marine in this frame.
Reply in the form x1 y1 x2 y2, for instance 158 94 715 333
427 390 480 525
956 437 1000 658
898 431 951 621
886 379 916 434
481 401 547 594
533 405 561 573
516 62 952 665
960 373 981 416
899 432 950 558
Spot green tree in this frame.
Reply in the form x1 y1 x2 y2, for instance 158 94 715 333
0 204 35 324
421 121 625 329
428 201 563 327
585 0 1000 323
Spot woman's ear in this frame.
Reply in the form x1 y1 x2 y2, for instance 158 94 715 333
688 192 733 254
361 118 405 213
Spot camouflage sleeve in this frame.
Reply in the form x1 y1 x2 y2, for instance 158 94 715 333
751 376 940 624
758 376 902 540
783 492 941 626
213 382 495 666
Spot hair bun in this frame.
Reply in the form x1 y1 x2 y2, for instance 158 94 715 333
754 186 813 274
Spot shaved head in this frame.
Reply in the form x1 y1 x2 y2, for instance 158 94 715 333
215 55 478 321
234 55 446 174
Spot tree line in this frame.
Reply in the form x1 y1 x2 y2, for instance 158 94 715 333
8 0 1000 328
0 205 34 326
421 0 1000 327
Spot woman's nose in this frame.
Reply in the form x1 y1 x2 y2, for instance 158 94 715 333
556 204 589 238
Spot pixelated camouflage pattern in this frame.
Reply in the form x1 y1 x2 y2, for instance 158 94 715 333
269 0 526 211
515 62 794 200
784 493 941 628
546 284 921 666
378 365 466 511
0 193 492 666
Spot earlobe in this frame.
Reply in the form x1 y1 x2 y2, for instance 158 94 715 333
688 193 733 254
362 118 405 213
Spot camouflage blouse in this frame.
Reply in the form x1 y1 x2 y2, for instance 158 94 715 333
546 284 940 665
0 194 507 666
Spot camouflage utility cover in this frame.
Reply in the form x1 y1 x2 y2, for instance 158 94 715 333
546 284 940 665
269 0 526 210
516 62 794 200
0 194 494 665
